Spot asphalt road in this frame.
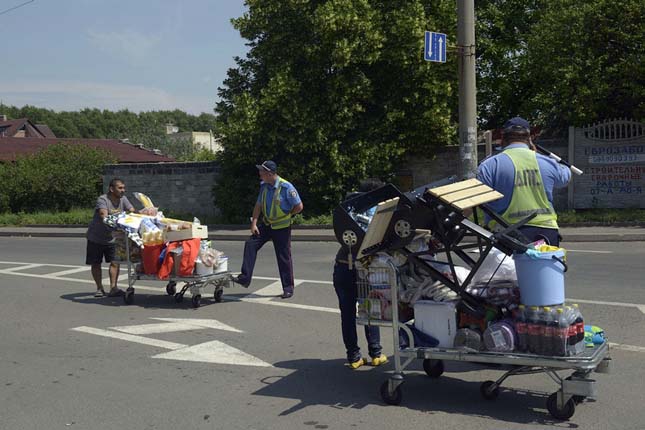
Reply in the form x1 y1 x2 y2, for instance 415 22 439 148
1 237 644 430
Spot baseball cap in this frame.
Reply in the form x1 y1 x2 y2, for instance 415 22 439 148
503 117 530 131
256 160 277 173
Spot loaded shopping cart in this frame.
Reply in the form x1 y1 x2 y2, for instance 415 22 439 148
119 234 232 308
334 178 611 421
105 200 233 308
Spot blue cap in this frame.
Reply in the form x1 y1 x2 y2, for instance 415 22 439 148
503 117 530 131
256 160 277 173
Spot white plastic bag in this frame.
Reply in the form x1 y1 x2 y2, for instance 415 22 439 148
470 247 517 284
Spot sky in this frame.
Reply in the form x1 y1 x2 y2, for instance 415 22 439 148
0 0 248 114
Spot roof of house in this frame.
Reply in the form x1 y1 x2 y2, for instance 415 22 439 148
35 124 56 138
0 118 52 138
0 137 174 163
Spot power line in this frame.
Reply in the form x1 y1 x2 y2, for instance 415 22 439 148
0 0 35 16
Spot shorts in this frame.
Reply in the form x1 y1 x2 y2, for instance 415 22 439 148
86 240 116 265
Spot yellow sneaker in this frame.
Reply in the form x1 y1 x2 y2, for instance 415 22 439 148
348 358 366 370
371 354 389 366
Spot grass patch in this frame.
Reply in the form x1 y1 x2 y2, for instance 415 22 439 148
0 208 94 226
557 209 645 225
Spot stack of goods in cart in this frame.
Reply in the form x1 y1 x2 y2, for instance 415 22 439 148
360 238 606 356
105 192 228 278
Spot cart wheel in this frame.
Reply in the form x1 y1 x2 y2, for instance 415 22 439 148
191 294 201 308
174 293 183 303
480 380 500 400
124 288 134 305
166 282 177 295
564 376 586 403
546 392 576 421
422 359 444 378
214 288 223 303
379 380 402 405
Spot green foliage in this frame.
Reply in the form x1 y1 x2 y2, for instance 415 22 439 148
0 103 219 161
0 208 94 226
475 0 644 131
215 0 457 221
0 143 116 212
557 209 645 225
525 0 645 132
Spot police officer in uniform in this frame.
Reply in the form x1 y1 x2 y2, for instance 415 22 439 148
233 160 303 298
477 117 571 245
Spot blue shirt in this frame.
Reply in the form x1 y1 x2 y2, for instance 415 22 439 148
476 143 571 221
256 176 302 215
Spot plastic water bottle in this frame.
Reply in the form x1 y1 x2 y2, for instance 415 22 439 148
527 306 541 354
572 304 585 354
554 307 568 356
514 305 528 352
541 306 555 356
565 306 578 356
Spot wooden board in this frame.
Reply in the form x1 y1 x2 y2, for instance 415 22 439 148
428 178 482 197
357 197 399 259
439 184 491 204
451 190 504 210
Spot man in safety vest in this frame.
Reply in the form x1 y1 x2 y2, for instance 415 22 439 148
477 117 571 245
233 160 303 298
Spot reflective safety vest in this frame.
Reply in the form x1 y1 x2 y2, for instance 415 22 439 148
261 177 292 230
498 148 558 230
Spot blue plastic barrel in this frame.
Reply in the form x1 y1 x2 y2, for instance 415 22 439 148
513 249 566 306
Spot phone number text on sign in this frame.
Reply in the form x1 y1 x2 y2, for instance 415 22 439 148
589 154 645 164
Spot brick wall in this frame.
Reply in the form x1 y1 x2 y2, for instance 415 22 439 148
103 161 220 218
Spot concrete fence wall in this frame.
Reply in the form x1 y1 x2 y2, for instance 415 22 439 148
103 161 220 218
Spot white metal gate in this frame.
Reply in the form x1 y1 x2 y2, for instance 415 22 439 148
569 119 645 208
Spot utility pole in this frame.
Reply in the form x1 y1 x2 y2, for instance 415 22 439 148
457 0 477 179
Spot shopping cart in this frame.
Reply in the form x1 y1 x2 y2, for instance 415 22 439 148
356 257 611 421
117 231 232 308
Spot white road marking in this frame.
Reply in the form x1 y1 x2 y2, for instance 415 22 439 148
569 298 645 314
71 326 186 350
0 260 78 268
565 249 613 254
152 318 243 332
152 340 271 367
73 318 270 366
2 263 43 272
609 342 645 353
46 267 91 277
110 322 205 335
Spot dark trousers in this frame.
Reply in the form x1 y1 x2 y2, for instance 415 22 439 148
519 226 560 246
239 223 294 294
333 261 382 362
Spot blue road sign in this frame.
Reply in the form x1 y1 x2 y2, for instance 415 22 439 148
424 31 447 63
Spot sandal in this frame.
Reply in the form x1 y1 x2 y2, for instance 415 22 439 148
107 288 125 297
94 290 106 297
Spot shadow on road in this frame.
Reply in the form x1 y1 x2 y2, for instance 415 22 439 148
252 358 581 427
58 290 245 311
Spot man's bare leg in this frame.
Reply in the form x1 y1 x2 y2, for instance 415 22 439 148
91 264 105 296
108 262 123 295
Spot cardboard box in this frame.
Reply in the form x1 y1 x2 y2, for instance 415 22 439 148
165 224 208 242
413 300 458 347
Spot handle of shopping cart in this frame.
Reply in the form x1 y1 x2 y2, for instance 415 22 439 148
552 255 568 273
535 144 584 175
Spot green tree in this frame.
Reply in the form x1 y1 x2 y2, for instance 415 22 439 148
215 0 457 221
7 143 116 212
525 0 645 132
475 0 545 129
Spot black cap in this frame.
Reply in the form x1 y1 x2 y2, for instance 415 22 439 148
256 160 277 173
503 116 530 131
